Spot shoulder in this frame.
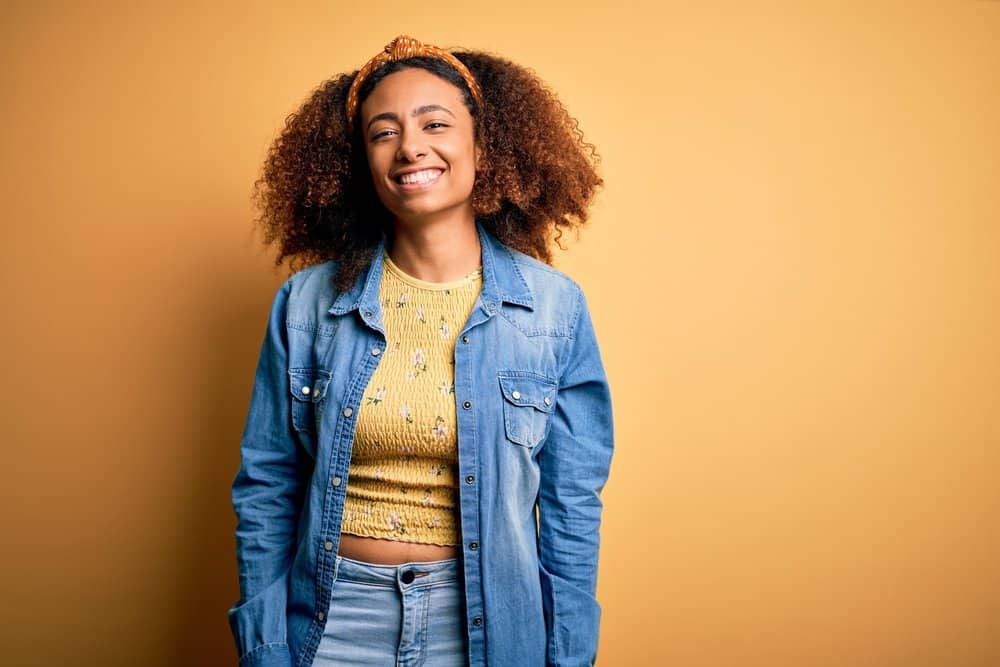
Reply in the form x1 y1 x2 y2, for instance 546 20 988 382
498 244 589 338
282 260 343 336
287 259 341 294
508 245 584 297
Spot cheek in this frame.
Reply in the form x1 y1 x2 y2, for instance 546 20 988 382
364 150 379 176
366 156 392 191
453 142 478 178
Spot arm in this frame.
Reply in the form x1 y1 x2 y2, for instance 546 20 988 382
227 278 303 667
537 286 615 667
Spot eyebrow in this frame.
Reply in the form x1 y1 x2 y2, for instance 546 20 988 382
366 104 456 131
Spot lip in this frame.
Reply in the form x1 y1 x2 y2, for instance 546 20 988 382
393 168 444 191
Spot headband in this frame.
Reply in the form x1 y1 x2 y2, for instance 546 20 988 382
345 34 484 134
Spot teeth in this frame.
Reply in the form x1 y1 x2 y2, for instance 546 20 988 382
398 169 442 185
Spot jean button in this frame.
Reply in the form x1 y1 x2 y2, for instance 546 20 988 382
401 570 415 584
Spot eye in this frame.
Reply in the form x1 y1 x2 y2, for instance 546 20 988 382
370 129 396 141
426 122 448 130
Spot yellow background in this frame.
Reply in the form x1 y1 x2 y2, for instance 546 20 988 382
2 2 998 665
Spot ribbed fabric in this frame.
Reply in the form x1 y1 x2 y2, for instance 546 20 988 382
341 249 482 545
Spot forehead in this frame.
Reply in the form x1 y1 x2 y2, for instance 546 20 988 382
360 68 468 119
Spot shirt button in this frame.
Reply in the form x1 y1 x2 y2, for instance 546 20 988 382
511 390 521 400
465 475 475 484
462 400 472 410
324 541 334 551
342 407 353 417
364 310 373 318
318 611 326 621
461 335 469 344
484 301 495 312
371 347 381 356
543 397 551 405
469 541 478 550
301 386 311 395
331 476 342 487
473 616 483 627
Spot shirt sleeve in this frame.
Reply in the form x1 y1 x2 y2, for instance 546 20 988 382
227 278 302 667
536 285 615 667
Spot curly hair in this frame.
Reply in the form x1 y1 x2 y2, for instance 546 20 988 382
251 48 603 292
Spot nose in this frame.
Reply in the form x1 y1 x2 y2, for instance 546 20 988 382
395 126 427 162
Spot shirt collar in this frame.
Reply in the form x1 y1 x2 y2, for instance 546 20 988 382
328 220 534 321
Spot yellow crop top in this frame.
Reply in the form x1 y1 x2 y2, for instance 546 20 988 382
340 248 483 545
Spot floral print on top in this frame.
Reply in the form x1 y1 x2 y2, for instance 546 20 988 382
341 249 483 546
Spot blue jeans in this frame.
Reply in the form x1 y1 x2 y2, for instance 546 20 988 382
312 555 467 666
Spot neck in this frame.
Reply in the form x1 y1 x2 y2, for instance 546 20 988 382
386 218 481 283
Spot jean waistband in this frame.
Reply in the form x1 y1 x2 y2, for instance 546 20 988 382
334 555 460 589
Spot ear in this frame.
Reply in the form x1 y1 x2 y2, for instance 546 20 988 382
474 143 483 172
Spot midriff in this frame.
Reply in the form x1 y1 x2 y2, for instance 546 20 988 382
338 533 460 564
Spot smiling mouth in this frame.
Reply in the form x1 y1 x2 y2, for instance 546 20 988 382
395 169 444 189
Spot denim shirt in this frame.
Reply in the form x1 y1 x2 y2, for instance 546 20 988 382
228 221 614 667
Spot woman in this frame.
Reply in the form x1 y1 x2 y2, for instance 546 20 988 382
228 35 614 667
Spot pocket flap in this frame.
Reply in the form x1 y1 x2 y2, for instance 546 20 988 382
288 368 331 403
497 372 557 413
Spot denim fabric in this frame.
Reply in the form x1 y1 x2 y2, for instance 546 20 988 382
312 556 465 666
228 220 614 667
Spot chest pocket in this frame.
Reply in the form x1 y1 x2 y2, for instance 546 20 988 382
497 371 558 448
289 368 332 434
